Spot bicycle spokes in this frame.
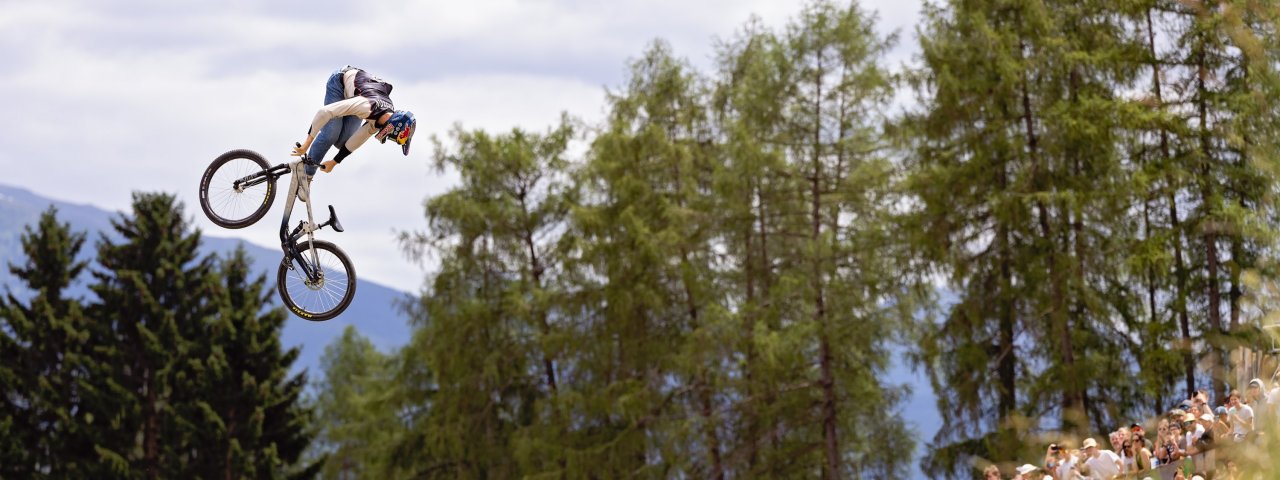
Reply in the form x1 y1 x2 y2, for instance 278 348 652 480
205 157 273 224
282 245 351 315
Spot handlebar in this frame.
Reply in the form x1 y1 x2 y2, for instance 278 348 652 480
295 142 320 166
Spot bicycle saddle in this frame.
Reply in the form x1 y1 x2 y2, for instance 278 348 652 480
326 205 345 233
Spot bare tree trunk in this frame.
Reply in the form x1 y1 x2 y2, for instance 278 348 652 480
1148 8 1196 397
1019 42 1081 427
1196 39 1226 402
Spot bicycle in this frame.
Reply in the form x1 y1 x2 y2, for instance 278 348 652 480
197 145 356 321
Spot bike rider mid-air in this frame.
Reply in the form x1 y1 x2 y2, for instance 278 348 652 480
279 65 416 245
290 65 417 175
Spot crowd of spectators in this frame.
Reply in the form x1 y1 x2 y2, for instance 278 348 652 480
991 376 1279 480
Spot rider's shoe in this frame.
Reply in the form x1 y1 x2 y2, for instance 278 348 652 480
297 175 312 203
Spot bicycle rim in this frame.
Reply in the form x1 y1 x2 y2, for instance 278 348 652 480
204 157 272 226
279 242 355 320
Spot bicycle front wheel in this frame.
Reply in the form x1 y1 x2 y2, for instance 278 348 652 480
199 149 276 229
277 240 356 321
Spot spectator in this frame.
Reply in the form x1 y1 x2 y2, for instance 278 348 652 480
1044 443 1078 478
1213 406 1231 440
1131 432 1154 472
1118 438 1136 474
1226 389 1254 441
1015 464 1040 480
1108 429 1124 453
1224 459 1241 480
1191 395 1209 419
1247 378 1267 430
1181 413 1205 453
1155 421 1184 464
1044 443 1064 473
1081 437 1121 480
984 464 1003 480
1194 413 1215 451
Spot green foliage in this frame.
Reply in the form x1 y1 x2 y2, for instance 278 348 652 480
312 2 1280 480
372 2 918 479
904 0 1280 477
0 206 93 477
1 195 318 479
313 326 399 479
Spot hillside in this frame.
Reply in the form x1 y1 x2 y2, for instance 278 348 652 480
0 184 414 379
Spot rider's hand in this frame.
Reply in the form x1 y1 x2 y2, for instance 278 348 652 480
321 160 337 173
291 143 307 157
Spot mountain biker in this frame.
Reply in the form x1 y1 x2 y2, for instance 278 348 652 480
290 65 417 176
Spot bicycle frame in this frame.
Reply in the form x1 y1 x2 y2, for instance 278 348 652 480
231 157 338 284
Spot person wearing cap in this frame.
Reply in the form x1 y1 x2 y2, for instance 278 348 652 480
1193 412 1215 451
1213 406 1232 440
1180 412 1206 453
1014 463 1040 480
1080 437 1121 480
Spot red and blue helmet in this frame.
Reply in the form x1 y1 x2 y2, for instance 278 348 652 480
376 110 416 155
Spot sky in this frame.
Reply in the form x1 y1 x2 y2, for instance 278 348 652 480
0 0 925 294
1 2 939 474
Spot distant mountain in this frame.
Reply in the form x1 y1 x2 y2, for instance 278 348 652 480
0 184 414 380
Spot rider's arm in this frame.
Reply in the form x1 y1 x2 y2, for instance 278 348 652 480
332 122 377 163
319 122 378 173
297 98 374 155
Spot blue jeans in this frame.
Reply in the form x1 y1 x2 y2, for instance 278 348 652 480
305 68 362 175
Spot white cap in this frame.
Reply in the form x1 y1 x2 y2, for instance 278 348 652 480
1192 476 1205 480
1082 438 1098 449
1016 464 1039 475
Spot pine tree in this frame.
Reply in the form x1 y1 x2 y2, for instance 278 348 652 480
84 192 217 477
0 206 94 477
83 193 318 479
180 247 320 479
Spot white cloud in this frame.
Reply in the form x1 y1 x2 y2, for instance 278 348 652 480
0 0 924 292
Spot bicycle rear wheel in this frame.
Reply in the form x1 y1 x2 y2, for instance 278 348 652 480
277 240 356 321
199 149 276 229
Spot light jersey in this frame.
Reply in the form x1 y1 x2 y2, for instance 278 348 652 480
1056 456 1078 480
1084 450 1122 479
1230 404 1255 437
308 68 395 159
1184 423 1205 448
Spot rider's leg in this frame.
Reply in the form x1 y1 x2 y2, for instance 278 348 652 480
305 67 349 176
